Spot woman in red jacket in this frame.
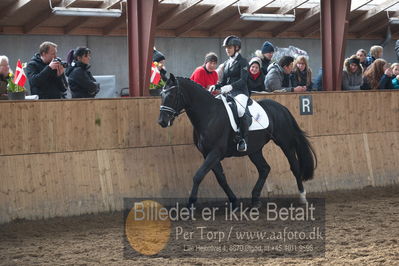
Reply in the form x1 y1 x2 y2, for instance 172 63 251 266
190 52 219 94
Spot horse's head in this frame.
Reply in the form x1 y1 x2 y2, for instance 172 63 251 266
158 73 184 128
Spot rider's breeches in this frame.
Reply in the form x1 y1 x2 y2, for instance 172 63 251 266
234 94 248 117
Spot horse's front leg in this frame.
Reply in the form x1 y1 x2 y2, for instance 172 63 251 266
188 150 220 207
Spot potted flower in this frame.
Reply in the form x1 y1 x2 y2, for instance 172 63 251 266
7 60 27 100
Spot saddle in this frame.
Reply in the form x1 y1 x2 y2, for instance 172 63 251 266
225 94 253 128
218 94 269 133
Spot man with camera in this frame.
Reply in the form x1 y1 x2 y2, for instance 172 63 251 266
26 41 68 99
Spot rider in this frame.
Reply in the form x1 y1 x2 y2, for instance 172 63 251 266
217 35 250 152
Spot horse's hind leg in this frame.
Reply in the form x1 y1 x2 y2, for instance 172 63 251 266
212 162 237 208
282 148 307 204
248 150 271 208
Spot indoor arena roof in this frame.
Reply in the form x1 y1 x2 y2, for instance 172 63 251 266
0 0 398 39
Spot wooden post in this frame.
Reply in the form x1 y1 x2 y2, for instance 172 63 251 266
321 0 351 91
127 0 158 96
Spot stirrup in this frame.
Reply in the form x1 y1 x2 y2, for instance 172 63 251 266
237 139 247 152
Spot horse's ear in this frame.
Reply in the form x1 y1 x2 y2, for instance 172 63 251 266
169 73 176 83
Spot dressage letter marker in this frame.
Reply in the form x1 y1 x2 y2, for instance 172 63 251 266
300 95 313 115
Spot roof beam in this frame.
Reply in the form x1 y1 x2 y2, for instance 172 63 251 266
350 0 373 11
277 0 310 15
349 0 399 31
302 21 319 37
63 0 121 34
210 0 275 36
60 0 79 7
271 5 320 37
241 0 310 37
357 11 399 37
0 0 32 20
103 14 126 35
175 0 239 36
157 0 203 27
23 8 53 33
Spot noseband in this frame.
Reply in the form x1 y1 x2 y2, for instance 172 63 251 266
160 79 186 118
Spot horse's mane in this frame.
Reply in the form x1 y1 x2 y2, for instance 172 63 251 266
176 77 216 101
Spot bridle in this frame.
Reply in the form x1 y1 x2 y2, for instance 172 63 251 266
159 78 186 118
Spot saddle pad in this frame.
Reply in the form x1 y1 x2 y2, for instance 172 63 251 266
220 95 269 132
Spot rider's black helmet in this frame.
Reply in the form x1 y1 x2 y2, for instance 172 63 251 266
222 35 241 48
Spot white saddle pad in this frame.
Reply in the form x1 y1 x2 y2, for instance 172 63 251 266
219 95 269 132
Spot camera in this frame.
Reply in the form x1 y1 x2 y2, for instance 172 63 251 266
53 57 68 68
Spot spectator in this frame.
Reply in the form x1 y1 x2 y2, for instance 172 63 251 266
26 41 67 99
391 63 399 89
264 56 306 92
0 55 12 100
190 52 219 92
356 49 368 70
153 49 167 82
255 41 275 75
291 56 313 91
313 67 323 91
218 35 249 152
365 45 383 68
247 57 265 94
65 47 99 98
342 55 363 91
395 40 399 61
362 59 394 90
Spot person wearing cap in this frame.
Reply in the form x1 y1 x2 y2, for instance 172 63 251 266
190 52 219 94
153 49 167 82
247 57 265 94
217 35 250 152
255 41 275 76
342 55 363 91
65 47 100 98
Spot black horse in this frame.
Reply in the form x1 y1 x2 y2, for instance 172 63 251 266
158 74 316 207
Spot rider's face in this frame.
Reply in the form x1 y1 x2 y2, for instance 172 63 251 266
225 46 236 57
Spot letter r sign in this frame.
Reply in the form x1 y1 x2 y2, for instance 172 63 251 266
300 95 313 115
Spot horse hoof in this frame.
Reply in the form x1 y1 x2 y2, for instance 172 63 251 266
299 197 308 204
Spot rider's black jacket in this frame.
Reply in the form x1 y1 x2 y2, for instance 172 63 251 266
220 53 249 97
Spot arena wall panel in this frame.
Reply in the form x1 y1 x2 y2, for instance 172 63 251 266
0 91 398 223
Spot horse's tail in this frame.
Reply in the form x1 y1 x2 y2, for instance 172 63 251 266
290 115 317 181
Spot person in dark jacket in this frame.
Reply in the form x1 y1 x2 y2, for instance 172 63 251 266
26 41 67 99
217 35 250 152
395 40 399 61
153 49 167 82
65 47 99 98
247 57 265 94
362 59 394 90
255 41 275 75
291 55 313 91
342 55 363 91
365 45 383 68
264 56 306 92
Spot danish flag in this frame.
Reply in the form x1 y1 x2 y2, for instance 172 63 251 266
150 62 161 85
13 59 27 87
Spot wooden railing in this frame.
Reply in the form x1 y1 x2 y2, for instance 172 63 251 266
0 90 398 223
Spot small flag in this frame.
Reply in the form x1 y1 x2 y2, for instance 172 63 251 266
150 62 161 85
13 59 27 87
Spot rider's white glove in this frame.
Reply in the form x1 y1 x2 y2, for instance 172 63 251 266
208 85 216 92
221 85 233 94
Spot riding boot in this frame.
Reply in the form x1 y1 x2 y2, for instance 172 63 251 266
237 116 249 152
